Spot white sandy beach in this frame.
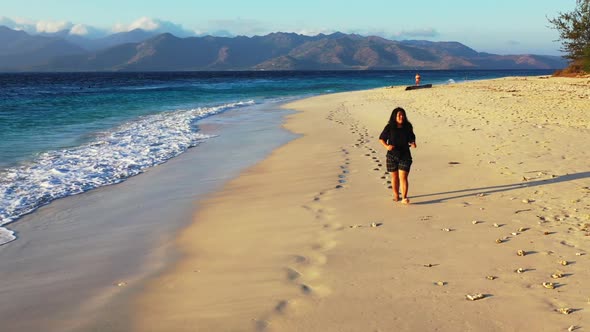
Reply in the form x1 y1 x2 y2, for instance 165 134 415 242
134 76 590 331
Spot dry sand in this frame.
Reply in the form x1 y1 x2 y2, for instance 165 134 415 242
134 76 590 331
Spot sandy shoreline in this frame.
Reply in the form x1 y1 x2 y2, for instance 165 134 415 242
0 103 296 332
134 76 590 331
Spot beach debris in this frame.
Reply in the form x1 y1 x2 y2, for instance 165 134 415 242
476 193 486 197
116 281 127 287
543 231 550 235
349 224 363 228
486 275 497 280
518 227 528 232
551 272 564 279
448 161 461 165
575 252 583 256
435 281 446 286
442 228 452 232
568 325 576 332
465 293 485 301
472 220 480 225
370 222 383 227
515 268 525 274
511 232 519 236
560 260 569 266
495 238 503 244
542 282 555 289
522 199 532 204
514 209 532 214
521 176 528 182
423 264 434 268
493 223 500 228
557 307 572 315
517 250 526 256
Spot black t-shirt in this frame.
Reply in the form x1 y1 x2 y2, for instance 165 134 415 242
379 124 416 159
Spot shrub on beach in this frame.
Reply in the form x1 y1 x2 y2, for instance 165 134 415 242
548 0 590 76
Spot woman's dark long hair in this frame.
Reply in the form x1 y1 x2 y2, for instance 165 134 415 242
388 107 413 130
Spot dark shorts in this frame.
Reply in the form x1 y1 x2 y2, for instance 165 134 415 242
386 153 412 172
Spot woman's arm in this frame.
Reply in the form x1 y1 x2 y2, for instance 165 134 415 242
379 139 393 151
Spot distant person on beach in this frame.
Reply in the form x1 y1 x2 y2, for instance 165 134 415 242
379 107 417 204
415 73 421 86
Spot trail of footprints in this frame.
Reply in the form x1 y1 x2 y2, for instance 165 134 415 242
327 103 393 192
256 104 397 329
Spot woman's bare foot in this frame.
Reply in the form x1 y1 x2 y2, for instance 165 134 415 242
401 198 410 204
393 195 400 202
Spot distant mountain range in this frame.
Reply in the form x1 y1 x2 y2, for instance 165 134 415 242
0 26 567 72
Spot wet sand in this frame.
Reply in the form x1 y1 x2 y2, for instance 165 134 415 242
134 76 590 331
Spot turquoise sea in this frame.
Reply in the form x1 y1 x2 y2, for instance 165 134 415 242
0 69 554 245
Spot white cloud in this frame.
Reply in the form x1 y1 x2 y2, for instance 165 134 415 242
0 16 36 33
70 24 89 36
35 20 73 33
112 17 194 37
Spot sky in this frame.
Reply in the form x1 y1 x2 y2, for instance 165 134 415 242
0 0 577 55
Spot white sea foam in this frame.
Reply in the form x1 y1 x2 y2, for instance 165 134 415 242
0 227 15 246
0 100 254 245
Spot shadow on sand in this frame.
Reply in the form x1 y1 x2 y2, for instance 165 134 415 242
413 171 590 205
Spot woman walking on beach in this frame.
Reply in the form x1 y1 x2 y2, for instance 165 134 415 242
379 107 417 204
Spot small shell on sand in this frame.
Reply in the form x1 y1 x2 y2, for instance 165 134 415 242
551 272 564 279
515 268 525 274
543 231 550 235
442 228 451 232
493 223 500 228
465 293 485 301
511 232 519 236
575 252 583 256
472 220 480 225
557 307 572 315
495 238 503 244
486 275 496 280
423 264 433 267
517 250 526 256
560 260 569 266
518 227 527 232
435 281 446 286
116 282 127 287
522 199 531 203
569 325 576 332
542 282 555 289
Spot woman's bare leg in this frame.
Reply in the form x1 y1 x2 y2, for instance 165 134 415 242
399 170 410 204
391 171 400 201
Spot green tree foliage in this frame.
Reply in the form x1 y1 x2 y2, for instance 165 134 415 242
548 0 590 71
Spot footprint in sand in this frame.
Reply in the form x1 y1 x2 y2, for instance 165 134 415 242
274 300 291 314
285 267 302 281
